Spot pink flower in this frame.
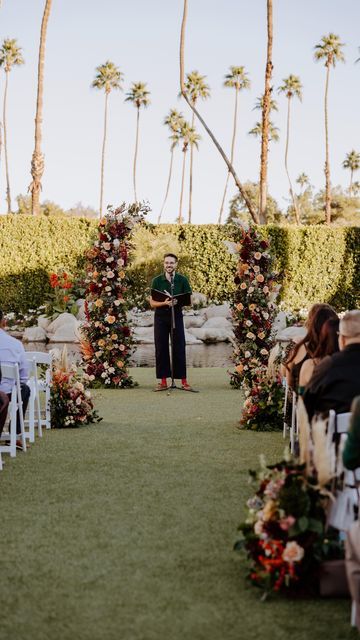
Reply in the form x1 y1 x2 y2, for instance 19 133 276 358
282 541 304 563
107 271 115 279
256 274 265 283
254 252 262 260
240 283 247 290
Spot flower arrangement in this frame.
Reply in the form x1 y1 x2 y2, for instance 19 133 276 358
231 226 283 430
50 347 101 428
236 456 343 597
80 202 149 388
45 270 79 318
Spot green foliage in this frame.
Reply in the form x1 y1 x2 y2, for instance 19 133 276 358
0 218 359 313
0 216 97 312
228 183 283 224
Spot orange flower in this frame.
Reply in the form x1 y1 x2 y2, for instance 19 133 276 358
236 302 244 311
111 333 117 340
236 363 244 373
119 270 126 279
98 339 106 347
80 339 94 361
105 315 116 324
63 295 69 302
94 299 104 308
116 360 124 368
256 274 265 283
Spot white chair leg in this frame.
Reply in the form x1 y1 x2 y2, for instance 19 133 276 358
45 372 51 429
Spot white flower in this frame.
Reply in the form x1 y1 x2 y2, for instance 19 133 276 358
114 300 120 306
108 367 115 373
105 286 111 291
244 351 251 358
117 258 124 266
246 332 256 340
282 541 304 564
245 320 252 327
89 375 95 381
107 271 115 278
101 372 107 378
106 256 114 263
248 287 254 293
113 239 120 248
76 397 82 405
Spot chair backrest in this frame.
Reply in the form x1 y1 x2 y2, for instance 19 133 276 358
25 351 52 366
328 410 352 436
1 362 19 386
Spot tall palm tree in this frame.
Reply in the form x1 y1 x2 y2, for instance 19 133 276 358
179 0 259 223
158 109 184 223
254 95 278 112
296 172 310 191
314 33 345 224
278 75 302 224
259 0 273 224
125 81 151 202
0 38 24 213
343 150 360 196
184 71 210 223
92 61 123 217
178 121 200 224
352 181 360 197
218 66 250 224
28 0 52 216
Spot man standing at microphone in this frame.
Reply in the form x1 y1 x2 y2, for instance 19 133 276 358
150 253 193 391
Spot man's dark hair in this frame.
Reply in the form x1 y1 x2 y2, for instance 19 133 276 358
164 253 178 262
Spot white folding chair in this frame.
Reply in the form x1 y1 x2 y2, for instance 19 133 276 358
25 351 52 430
0 363 27 457
25 356 43 441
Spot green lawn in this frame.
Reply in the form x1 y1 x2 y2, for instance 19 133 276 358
0 368 354 640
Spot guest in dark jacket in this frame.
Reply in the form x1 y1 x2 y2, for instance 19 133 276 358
343 396 360 470
303 310 360 421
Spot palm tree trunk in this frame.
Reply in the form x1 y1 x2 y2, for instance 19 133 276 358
29 0 52 216
324 62 331 224
99 92 109 218
179 0 259 224
349 169 353 197
3 70 11 213
218 86 239 224
188 111 195 223
133 107 140 202
179 149 187 224
158 146 174 223
259 0 273 225
285 96 300 224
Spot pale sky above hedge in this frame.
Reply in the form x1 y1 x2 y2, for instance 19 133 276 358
0 0 359 223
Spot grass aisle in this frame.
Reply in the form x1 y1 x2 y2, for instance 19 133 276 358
0 368 352 640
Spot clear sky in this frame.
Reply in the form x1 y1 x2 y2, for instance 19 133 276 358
0 0 359 223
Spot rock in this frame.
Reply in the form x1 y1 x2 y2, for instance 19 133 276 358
132 327 154 344
191 291 207 307
276 326 306 343
76 300 86 321
188 327 233 343
130 310 154 327
47 313 81 343
185 330 202 344
202 317 233 329
272 311 287 337
37 314 51 330
202 303 231 319
23 326 47 342
183 315 206 329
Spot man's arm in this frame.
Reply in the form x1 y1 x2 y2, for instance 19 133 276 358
149 296 174 309
18 344 29 383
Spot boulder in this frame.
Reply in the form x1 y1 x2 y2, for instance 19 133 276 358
47 313 81 343
183 314 206 329
130 310 154 327
185 330 202 344
187 327 233 343
202 303 231 319
76 299 86 321
37 314 51 330
272 311 287 337
132 327 154 344
191 291 207 307
276 326 306 343
23 326 47 342
202 317 233 330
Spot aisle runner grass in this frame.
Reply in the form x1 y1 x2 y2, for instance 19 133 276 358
0 368 352 640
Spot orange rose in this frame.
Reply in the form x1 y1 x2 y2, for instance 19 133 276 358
256 274 265 283
105 315 116 324
236 303 244 311
116 360 124 368
94 299 104 308
235 363 244 373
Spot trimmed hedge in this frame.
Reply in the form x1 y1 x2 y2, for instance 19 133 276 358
0 217 359 312
0 216 97 312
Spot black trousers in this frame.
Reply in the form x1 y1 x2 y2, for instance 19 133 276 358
154 308 186 379
7 383 30 435
0 391 9 438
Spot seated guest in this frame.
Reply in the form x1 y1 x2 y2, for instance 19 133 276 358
298 317 340 392
0 390 9 438
303 310 360 421
343 396 360 471
0 309 30 445
284 303 338 393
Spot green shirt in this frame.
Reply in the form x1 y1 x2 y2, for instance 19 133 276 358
151 272 192 298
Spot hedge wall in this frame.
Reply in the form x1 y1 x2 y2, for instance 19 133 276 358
0 217 358 312
0 216 97 312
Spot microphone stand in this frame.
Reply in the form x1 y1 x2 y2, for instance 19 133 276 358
168 273 181 392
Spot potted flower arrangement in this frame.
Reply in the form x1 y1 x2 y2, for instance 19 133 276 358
81 202 149 388
50 347 101 428
45 270 79 318
235 456 343 598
